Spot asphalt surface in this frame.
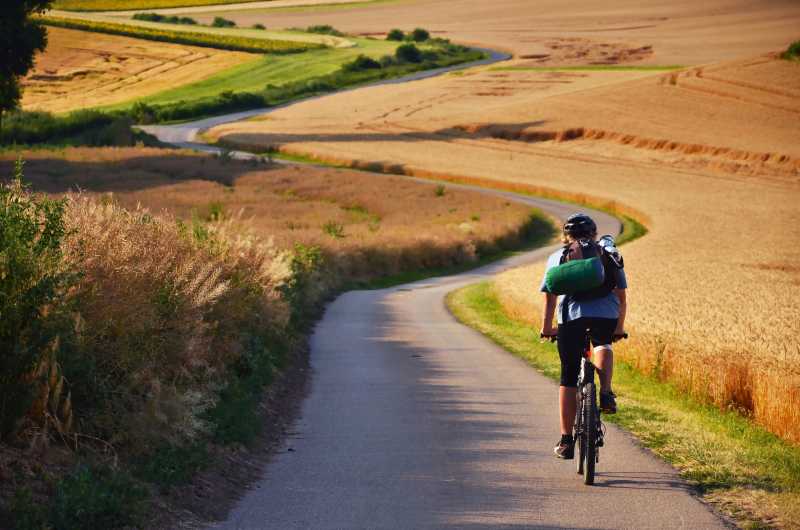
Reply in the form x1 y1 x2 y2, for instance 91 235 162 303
145 57 729 530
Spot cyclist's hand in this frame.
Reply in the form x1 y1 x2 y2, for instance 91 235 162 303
540 326 558 342
612 332 628 342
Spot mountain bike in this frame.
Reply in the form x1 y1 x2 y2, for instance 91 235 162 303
543 330 627 485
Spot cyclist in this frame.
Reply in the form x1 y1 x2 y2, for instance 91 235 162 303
540 213 627 459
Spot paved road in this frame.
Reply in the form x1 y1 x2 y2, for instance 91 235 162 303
146 61 728 530
208 200 726 530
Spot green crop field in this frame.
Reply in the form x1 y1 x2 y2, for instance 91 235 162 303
105 37 396 109
53 0 269 10
41 16 324 53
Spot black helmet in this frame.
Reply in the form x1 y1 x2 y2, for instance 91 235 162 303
563 213 597 238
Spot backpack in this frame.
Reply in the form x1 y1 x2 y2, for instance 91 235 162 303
544 237 624 300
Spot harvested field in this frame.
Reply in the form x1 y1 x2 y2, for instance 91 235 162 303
180 0 800 64
0 147 543 281
53 0 269 9
21 27 256 113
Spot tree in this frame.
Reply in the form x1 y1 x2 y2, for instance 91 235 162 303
0 0 52 134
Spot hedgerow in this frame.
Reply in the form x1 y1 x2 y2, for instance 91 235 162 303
40 16 321 54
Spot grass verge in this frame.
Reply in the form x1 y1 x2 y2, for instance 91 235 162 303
40 15 321 53
446 282 800 528
489 65 685 72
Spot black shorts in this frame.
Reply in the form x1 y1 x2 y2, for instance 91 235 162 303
557 317 618 387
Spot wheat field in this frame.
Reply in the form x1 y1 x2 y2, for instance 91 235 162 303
21 27 256 113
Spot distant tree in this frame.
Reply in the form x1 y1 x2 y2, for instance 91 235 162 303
0 0 52 134
411 28 430 42
386 28 404 41
395 43 422 63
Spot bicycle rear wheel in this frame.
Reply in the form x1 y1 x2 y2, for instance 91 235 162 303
575 396 585 475
583 383 597 485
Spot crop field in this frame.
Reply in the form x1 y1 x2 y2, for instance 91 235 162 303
0 147 541 279
53 0 277 10
206 47 800 437
101 37 396 109
20 27 256 114
40 16 325 53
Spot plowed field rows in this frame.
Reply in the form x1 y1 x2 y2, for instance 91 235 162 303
22 27 256 113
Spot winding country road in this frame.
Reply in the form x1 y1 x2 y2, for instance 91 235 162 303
146 56 728 530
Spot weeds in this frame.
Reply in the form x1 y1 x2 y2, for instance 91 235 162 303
435 184 446 196
322 220 345 238
781 40 800 60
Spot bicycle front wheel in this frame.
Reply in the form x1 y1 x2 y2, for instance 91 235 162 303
583 383 597 485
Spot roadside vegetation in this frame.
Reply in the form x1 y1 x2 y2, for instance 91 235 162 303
0 148 554 526
40 16 320 53
447 282 800 529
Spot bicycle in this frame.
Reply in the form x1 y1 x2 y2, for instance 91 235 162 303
542 329 627 485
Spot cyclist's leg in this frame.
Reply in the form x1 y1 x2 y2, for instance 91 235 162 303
557 318 584 434
588 318 618 410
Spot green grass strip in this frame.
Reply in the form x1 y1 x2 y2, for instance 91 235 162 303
490 65 685 72
53 0 282 10
40 15 322 53
447 282 800 527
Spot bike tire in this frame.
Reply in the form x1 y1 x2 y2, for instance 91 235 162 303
583 383 597 485
575 398 585 475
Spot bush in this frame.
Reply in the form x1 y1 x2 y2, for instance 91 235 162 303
306 24 344 36
211 16 236 28
252 23 266 30
411 27 430 42
343 54 382 72
49 466 147 529
386 28 404 41
132 12 197 25
395 43 422 63
781 40 800 60
0 161 74 439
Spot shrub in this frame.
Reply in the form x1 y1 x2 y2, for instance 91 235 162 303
435 184 446 197
395 43 422 63
252 23 266 30
386 28 404 41
411 27 430 42
379 54 396 67
781 40 800 60
49 466 147 529
306 24 344 36
343 54 382 72
211 16 236 28
0 161 74 439
132 12 197 25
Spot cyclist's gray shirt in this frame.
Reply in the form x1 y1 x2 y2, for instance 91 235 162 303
539 248 627 324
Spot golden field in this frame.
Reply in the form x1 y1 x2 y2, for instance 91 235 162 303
21 27 255 113
203 0 800 447
0 147 542 281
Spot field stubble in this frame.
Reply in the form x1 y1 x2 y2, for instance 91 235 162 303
21 27 256 114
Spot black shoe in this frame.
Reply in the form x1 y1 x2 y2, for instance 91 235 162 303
554 436 574 459
600 391 617 414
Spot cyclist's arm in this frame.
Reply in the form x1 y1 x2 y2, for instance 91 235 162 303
541 293 558 335
614 288 627 335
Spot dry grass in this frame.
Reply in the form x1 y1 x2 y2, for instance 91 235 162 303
21 27 255 113
1 147 540 283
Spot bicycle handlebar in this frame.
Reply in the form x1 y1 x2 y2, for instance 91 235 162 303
539 332 628 342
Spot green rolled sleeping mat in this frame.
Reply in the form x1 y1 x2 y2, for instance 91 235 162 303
544 257 605 295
